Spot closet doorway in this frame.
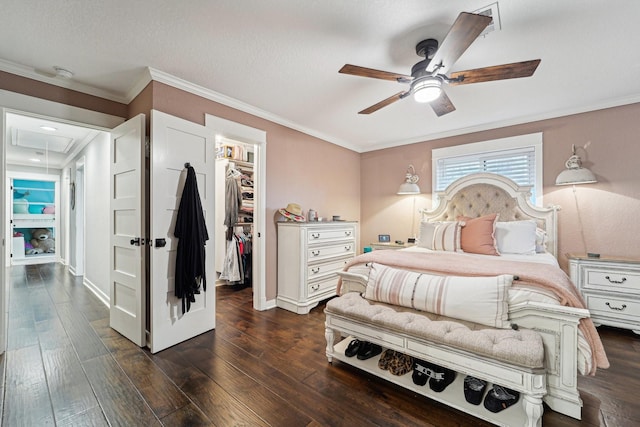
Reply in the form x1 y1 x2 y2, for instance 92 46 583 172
206 114 267 311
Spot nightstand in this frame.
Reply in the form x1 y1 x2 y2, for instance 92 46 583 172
568 253 640 334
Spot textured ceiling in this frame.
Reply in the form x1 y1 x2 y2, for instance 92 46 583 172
2 0 640 152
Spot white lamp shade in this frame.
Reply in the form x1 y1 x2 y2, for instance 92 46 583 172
555 167 597 185
555 148 597 185
397 182 421 194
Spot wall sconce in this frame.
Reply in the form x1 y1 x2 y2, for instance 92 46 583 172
397 164 421 195
555 144 597 185
555 143 597 255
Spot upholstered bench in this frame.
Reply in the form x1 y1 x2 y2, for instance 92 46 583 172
325 291 548 427
327 291 545 368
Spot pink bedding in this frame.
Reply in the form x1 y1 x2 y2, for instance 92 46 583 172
340 250 609 374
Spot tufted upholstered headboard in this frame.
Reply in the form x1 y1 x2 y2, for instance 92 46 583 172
421 173 560 258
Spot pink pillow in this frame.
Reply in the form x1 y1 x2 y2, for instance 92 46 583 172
457 213 500 256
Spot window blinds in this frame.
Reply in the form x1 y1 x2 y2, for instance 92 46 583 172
435 146 536 192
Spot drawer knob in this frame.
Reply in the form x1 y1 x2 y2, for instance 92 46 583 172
311 233 320 239
605 276 627 284
345 231 352 236
344 245 351 251
605 302 627 311
311 250 320 256
311 284 320 291
311 267 320 274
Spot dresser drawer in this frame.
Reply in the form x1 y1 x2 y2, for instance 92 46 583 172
307 227 355 244
307 257 351 280
584 293 640 321
308 275 339 297
582 267 640 295
307 242 355 262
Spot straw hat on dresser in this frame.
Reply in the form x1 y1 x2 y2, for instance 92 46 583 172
278 203 305 222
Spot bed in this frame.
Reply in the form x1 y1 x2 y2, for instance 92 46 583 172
324 173 609 426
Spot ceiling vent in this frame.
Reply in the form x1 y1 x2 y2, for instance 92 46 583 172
474 2 501 37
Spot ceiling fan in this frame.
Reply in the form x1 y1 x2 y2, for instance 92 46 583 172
339 12 541 117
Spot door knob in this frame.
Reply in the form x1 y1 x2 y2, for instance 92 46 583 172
130 237 141 246
155 238 167 248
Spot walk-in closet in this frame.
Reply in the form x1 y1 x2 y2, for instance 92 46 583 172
215 139 255 287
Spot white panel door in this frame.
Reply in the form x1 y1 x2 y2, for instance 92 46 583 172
109 114 146 346
149 110 215 353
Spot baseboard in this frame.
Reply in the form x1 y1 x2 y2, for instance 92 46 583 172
83 277 110 307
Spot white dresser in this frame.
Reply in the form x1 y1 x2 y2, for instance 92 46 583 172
568 253 640 334
277 221 358 314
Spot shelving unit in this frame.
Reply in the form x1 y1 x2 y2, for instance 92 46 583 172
235 160 254 225
10 178 58 265
331 337 530 427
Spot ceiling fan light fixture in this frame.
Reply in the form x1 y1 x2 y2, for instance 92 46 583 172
413 77 442 103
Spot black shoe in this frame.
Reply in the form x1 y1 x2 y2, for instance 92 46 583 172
427 366 456 392
357 342 382 360
412 359 429 386
345 339 362 357
484 385 520 413
413 360 455 392
464 376 487 405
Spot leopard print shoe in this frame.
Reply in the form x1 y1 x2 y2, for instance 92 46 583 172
388 352 414 376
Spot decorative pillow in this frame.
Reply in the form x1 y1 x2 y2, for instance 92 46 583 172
535 227 547 253
365 263 513 328
494 220 537 255
457 213 500 256
417 221 463 252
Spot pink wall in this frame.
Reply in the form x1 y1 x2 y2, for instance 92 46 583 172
4 71 638 294
361 103 640 271
149 82 361 300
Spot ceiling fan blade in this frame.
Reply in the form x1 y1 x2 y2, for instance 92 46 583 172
448 59 541 85
430 91 456 117
426 12 492 73
359 91 408 114
340 64 412 82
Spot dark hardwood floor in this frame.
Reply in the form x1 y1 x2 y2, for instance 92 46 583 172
1 262 639 426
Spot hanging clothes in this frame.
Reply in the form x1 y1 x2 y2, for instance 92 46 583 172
174 165 209 314
220 230 252 286
224 165 242 240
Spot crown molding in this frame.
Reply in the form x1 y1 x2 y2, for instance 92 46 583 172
0 59 130 104
145 67 361 152
361 93 640 152
3 58 639 154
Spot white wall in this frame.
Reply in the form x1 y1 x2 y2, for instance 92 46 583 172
65 131 110 302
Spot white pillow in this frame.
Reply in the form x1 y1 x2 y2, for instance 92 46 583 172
535 227 547 253
495 220 537 255
417 221 464 252
365 263 513 328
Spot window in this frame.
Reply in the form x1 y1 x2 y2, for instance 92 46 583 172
432 133 543 205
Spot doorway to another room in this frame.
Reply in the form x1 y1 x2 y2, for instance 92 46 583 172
206 114 268 311
2 105 269 354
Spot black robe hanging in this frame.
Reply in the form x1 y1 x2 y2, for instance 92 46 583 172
174 165 209 314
